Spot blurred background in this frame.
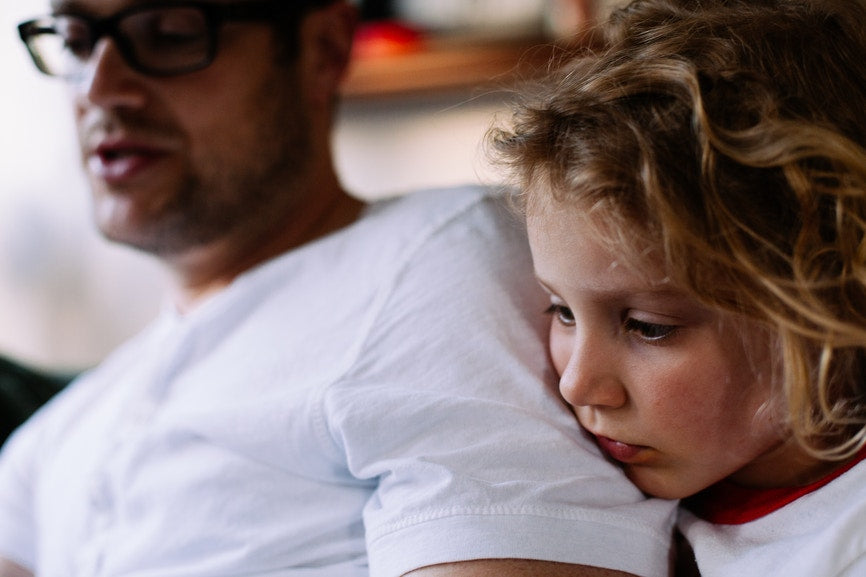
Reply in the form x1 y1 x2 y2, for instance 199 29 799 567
0 0 625 372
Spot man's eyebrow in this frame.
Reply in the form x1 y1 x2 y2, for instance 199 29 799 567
51 0 126 16
51 1 87 15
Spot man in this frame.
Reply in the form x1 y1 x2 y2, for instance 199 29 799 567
0 1 676 576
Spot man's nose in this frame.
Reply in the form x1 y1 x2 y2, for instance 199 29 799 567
74 38 147 110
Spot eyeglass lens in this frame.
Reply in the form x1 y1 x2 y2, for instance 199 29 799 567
119 8 212 71
23 7 214 78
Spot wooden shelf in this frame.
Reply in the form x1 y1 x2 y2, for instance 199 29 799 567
342 34 558 99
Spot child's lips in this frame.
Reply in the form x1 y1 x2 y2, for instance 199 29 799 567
595 435 652 464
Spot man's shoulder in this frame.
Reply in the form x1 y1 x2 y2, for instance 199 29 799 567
350 184 539 308
362 184 525 252
370 184 514 225
378 184 492 209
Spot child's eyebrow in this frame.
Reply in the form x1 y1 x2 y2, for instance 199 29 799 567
534 278 555 296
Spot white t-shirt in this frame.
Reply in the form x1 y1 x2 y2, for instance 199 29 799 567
0 186 676 577
679 456 866 576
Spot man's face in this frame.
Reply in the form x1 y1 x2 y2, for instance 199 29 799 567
67 0 313 258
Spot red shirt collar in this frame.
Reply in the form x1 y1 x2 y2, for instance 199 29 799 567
683 445 866 525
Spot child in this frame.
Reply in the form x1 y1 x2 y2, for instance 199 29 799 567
489 0 866 574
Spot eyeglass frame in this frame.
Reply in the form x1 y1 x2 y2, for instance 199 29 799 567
16 0 327 79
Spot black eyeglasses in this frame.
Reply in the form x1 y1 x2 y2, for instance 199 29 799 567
17 1 305 80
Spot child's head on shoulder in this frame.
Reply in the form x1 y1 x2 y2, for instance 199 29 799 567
490 0 866 499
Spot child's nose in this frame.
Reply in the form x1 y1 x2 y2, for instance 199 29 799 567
558 336 628 410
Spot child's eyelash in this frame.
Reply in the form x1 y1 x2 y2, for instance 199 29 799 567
623 318 678 341
545 304 575 324
543 304 678 341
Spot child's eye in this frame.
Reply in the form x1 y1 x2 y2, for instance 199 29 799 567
545 304 575 326
623 318 678 342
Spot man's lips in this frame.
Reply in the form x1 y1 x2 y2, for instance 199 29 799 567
594 435 652 464
87 140 170 185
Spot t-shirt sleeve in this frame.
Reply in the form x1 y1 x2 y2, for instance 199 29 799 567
322 197 677 577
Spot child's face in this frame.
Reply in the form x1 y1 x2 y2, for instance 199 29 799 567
528 200 789 499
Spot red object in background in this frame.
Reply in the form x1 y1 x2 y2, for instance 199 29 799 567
353 20 426 59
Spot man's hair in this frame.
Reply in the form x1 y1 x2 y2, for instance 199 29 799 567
490 0 866 459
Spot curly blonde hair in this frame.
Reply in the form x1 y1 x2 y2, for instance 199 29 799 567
489 0 866 460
